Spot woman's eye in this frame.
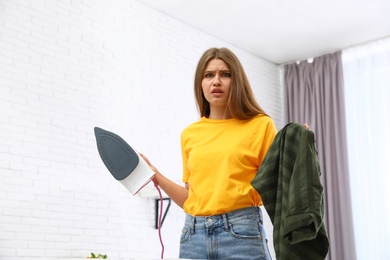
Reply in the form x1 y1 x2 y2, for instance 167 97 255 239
204 73 213 78
222 72 231 77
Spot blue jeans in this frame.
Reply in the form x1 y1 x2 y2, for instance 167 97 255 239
179 207 272 260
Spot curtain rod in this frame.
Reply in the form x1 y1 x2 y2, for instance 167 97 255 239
279 35 390 66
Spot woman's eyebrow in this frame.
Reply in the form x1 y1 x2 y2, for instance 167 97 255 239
204 69 230 72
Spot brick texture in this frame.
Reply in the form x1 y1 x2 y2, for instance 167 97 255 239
0 0 282 259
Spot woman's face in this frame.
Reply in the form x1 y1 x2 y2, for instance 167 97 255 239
201 58 232 109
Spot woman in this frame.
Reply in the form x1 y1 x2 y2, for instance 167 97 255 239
141 47 276 260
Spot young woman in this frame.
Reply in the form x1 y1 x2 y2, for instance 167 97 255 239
141 47 276 260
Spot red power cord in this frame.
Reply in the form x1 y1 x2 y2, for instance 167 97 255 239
152 177 164 259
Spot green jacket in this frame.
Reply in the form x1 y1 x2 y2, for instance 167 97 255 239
251 123 329 260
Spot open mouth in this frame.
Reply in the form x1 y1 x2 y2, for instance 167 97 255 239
211 89 223 94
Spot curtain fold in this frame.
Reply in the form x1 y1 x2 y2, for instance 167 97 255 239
342 38 390 260
283 52 356 260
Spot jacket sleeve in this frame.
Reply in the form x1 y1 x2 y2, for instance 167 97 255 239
281 128 325 244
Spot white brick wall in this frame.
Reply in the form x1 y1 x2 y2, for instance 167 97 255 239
0 0 282 259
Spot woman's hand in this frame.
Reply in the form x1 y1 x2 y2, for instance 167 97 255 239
304 123 310 130
139 153 161 186
137 152 189 208
139 153 158 173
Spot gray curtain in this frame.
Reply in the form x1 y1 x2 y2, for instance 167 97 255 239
283 51 356 260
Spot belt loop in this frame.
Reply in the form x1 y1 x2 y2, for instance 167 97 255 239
222 214 229 232
257 207 263 225
258 207 263 218
190 216 195 235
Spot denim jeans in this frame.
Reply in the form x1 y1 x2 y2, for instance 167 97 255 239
179 207 272 260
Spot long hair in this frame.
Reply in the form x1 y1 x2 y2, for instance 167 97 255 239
194 47 268 120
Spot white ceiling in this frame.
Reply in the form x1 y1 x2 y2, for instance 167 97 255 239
135 0 390 64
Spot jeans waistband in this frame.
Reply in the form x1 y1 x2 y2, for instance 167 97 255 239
184 207 262 234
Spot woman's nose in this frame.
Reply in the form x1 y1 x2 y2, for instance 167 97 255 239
213 75 221 85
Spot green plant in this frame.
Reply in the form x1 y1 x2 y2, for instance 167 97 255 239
87 252 107 259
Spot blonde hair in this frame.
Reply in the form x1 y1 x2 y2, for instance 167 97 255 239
194 47 268 120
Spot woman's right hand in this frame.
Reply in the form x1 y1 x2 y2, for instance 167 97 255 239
139 153 158 173
137 152 189 208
